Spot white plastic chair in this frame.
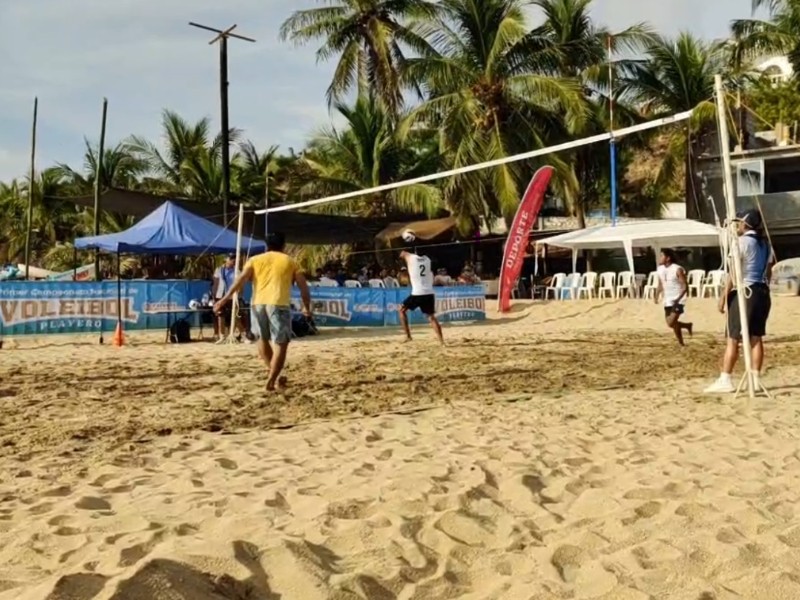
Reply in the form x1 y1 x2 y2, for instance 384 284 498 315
615 271 635 298
687 269 705 297
545 273 566 299
598 272 616 298
563 273 581 300
383 277 398 288
701 270 725 298
344 280 361 288
511 279 521 299
642 271 659 299
577 272 598 299
369 278 386 288
319 278 339 287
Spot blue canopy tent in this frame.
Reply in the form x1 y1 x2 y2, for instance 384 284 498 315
74 200 266 255
73 200 265 343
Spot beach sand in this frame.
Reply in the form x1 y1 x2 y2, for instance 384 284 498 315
2 297 800 599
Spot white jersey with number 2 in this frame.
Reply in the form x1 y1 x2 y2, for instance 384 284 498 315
407 254 434 296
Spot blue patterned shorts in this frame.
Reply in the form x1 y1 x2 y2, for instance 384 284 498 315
251 305 292 344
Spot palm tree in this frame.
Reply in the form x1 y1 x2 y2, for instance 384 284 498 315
53 139 148 195
401 0 586 227
279 0 438 115
730 0 800 77
620 33 724 219
299 94 442 217
533 0 652 80
0 180 25 263
533 0 654 225
178 148 226 204
0 169 82 265
124 109 240 200
233 141 280 208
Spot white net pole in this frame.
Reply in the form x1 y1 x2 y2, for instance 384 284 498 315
714 74 756 399
255 110 694 214
224 203 245 344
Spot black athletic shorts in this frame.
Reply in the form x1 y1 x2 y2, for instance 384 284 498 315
218 301 247 323
727 284 771 339
664 303 684 318
402 294 435 315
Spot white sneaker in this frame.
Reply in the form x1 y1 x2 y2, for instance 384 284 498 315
704 377 735 394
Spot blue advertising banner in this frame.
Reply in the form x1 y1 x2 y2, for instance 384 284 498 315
291 285 486 327
382 286 487 326
290 287 386 327
0 280 210 336
0 281 485 336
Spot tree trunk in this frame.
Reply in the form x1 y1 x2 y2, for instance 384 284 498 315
684 135 700 221
684 154 696 220
576 201 586 229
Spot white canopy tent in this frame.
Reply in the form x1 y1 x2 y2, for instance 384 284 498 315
535 219 725 272
771 257 800 296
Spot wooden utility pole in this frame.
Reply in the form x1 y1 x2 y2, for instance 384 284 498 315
93 98 108 284
94 98 108 345
189 22 255 225
23 97 38 279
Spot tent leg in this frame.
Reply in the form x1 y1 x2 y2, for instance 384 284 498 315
116 251 122 335
98 254 104 345
165 283 171 343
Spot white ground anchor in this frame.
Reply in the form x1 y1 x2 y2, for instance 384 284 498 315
219 295 243 344
713 73 771 401
735 369 772 400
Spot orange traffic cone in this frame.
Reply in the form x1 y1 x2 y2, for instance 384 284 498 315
112 322 125 347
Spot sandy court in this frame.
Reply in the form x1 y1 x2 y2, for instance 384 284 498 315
1 297 800 599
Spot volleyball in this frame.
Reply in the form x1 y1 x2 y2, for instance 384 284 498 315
188 299 200 309
401 229 416 243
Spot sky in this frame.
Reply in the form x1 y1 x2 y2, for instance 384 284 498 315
0 0 762 182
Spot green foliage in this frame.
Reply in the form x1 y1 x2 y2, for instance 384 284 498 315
2 0 753 270
300 94 443 217
747 76 800 126
279 0 438 115
401 0 590 229
731 0 800 76
620 32 724 209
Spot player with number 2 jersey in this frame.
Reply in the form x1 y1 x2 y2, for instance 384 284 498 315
399 250 444 344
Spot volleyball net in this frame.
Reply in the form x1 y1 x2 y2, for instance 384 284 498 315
255 109 694 216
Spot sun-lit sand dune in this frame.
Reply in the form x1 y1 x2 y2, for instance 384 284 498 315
2 297 800 599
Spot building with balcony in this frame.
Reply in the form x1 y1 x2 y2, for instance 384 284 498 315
695 144 800 250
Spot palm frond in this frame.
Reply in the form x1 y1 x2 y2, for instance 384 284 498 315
279 6 349 43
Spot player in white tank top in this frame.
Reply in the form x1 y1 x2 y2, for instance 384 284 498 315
655 248 692 346
406 254 435 295
398 250 443 344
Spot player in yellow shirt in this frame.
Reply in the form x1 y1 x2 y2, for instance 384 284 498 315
215 232 312 392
